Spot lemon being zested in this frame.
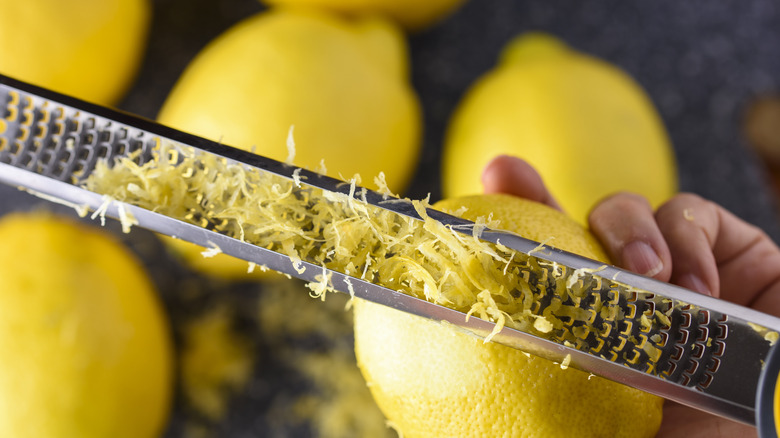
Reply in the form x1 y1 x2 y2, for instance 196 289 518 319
0 0 151 105
157 7 421 279
442 33 678 225
0 213 173 438
353 194 663 437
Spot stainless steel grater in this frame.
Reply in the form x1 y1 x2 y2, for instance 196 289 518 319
2 73 780 427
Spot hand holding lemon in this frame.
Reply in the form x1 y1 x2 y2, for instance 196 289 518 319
356 154 780 437
354 188 664 437
483 155 780 437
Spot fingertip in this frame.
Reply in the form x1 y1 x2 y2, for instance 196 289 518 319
481 155 562 210
676 273 714 297
481 155 519 193
655 194 721 298
621 240 666 279
588 192 673 282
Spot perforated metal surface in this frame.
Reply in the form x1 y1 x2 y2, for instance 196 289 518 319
0 88 157 184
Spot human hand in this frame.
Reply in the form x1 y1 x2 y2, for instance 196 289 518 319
481 155 780 438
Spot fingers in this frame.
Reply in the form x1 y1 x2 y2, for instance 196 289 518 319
674 198 780 310
481 155 562 211
590 192 718 295
482 154 780 314
654 194 720 297
588 193 673 281
591 191 780 311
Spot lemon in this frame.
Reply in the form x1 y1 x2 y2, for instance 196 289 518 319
0 0 151 105
0 213 173 438
157 7 421 279
353 194 663 437
259 0 467 31
442 33 678 225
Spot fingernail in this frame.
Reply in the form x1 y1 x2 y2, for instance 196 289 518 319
678 273 712 296
622 241 664 277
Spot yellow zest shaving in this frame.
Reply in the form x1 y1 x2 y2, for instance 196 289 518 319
566 265 607 290
533 317 553 333
286 124 296 165
17 187 90 217
315 159 327 175
292 168 305 188
116 203 138 233
654 310 671 328
750 322 780 346
560 353 572 370
201 243 222 258
90 194 113 227
528 237 554 256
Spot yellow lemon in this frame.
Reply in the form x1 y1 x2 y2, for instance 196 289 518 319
353 194 663 437
0 0 151 105
0 213 173 438
259 0 467 31
442 33 678 225
157 7 421 279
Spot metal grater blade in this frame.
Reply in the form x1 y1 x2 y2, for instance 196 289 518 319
2 73 780 425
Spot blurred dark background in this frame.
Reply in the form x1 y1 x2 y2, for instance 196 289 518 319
2 0 780 436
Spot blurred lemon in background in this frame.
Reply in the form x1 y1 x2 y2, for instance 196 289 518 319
442 33 678 225
354 193 663 437
0 213 173 438
157 8 421 278
0 0 151 105
259 0 467 31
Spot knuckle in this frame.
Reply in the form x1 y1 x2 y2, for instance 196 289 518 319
666 192 706 208
656 192 712 222
596 191 652 214
588 192 652 230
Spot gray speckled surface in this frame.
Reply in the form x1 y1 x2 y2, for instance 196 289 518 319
2 0 780 436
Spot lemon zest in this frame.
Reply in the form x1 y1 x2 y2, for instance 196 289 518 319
201 243 222 258
286 124 296 165
560 353 571 370
17 187 90 217
116 203 138 234
82 141 663 366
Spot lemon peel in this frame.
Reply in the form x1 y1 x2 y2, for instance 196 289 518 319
0 212 172 437
442 32 678 225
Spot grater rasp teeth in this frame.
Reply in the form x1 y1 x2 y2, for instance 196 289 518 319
0 87 157 185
